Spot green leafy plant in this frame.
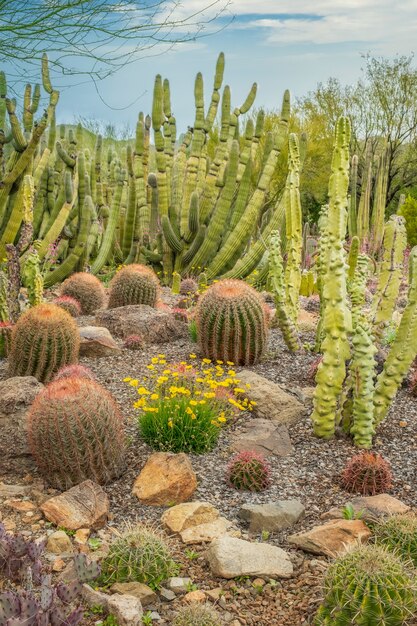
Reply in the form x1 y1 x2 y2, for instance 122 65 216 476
341 504 364 520
88 537 103 551
261 530 270 541
185 549 199 561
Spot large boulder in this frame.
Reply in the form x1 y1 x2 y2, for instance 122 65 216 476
79 326 121 358
231 419 293 457
207 536 293 579
288 520 371 557
0 376 43 456
237 370 306 425
95 305 187 343
132 453 197 506
239 500 305 533
40 480 109 530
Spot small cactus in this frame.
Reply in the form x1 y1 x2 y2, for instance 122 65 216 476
53 364 96 382
196 279 268 365
0 321 13 358
173 603 221 626
53 295 82 317
123 334 144 350
341 452 392 495
315 545 417 625
227 450 271 492
108 264 160 309
8 303 79 382
60 272 105 314
180 278 198 296
27 377 126 489
373 514 417 566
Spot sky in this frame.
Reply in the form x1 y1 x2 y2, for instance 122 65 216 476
51 0 417 132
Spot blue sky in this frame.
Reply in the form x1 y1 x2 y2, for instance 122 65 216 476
53 0 417 132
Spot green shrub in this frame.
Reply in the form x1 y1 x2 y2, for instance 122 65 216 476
172 604 221 626
373 514 417 566
99 524 179 589
398 195 417 247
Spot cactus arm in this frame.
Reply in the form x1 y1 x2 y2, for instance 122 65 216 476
204 52 225 132
38 172 77 260
181 225 206 268
0 174 34 258
21 246 44 306
348 154 358 237
161 215 184 253
91 175 123 274
6 98 27 151
357 146 372 245
370 148 389 256
284 134 302 325
347 235 360 283
122 146 137 259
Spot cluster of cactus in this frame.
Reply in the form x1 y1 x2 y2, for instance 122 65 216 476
227 450 271 492
196 279 268 365
0 522 45 583
340 452 392 495
315 545 417 625
53 294 81 317
123 334 144 350
8 303 79 382
60 272 105 314
173 604 222 626
108 264 160 308
27 376 126 489
53 363 96 381
179 278 198 296
373 514 417 566
99 523 179 589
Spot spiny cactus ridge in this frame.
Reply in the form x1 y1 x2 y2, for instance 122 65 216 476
108 264 160 309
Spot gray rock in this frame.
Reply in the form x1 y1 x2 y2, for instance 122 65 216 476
237 370 306 425
107 594 143 626
0 376 44 456
95 305 187 342
207 536 293 579
110 582 157 606
239 500 305 533
166 577 193 594
232 419 293 457
79 326 121 358
0 483 29 497
159 588 176 601
82 584 109 610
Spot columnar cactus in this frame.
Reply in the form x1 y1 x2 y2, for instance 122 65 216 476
60 272 105 314
28 377 126 489
8 303 79 382
108 264 160 308
196 279 268 365
284 134 302 325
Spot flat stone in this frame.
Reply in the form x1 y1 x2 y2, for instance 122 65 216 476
166 577 193 594
182 590 206 604
82 584 109 610
180 517 236 545
288 520 371 557
239 500 305 533
207 536 293 579
40 480 109 530
161 502 219 534
74 528 90 545
111 583 157 606
160 588 176 602
232 419 293 457
79 326 121 358
96 305 187 342
237 370 306 426
107 594 143 626
0 376 44 456
133 453 197 506
321 494 411 522
5 500 36 512
0 483 29 497
46 530 74 554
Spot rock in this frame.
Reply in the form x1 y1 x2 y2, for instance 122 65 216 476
321 494 411 522
205 588 223 602
288 520 371 557
183 590 206 604
5 500 36 512
162 502 219 534
166 577 193 594
0 483 28 497
79 326 121 358
96 305 187 342
180 517 237 545
52 558 66 572
207 536 293 579
238 500 305 533
46 530 74 554
160 588 176 602
0 376 44 456
232 419 293 457
107 594 143 626
40 480 109 530
111 583 157 606
74 528 90 545
237 370 305 425
82 584 109 610
132 453 197 506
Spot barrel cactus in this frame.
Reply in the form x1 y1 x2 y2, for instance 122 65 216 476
108 264 160 309
341 452 392 495
227 450 271 492
8 304 79 382
373 514 417 566
53 364 96 382
196 279 268 365
60 272 106 314
27 377 126 489
53 295 81 317
315 545 417 625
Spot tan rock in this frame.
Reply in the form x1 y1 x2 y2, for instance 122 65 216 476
162 502 219 534
52 558 66 572
6 500 36 512
321 494 411 522
46 530 74 555
74 528 91 545
180 518 236 545
231 419 293 457
40 480 109 530
288 520 371 557
182 590 206 604
107 594 143 626
79 326 122 358
111 582 157 607
0 377 44 457
132 453 197 506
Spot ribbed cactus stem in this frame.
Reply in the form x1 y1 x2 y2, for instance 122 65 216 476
22 246 44 307
284 134 302 325
348 155 358 237
108 264 160 308
171 272 181 295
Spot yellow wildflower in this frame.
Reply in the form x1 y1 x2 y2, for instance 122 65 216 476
226 361 234 366
146 365 155 370
123 377 132 382
202 358 211 364
129 379 139 387
189 354 197 359
204 392 215 399
218 415 227 423
234 388 245 394
157 376 169 384
168 420 173 428
228 370 236 377
151 357 159 364
142 407 158 413
189 400 198 406
137 387 151 395
150 393 159 400
216 360 223 365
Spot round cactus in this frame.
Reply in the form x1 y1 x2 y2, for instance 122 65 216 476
373 514 417 566
341 451 392 495
173 603 221 626
315 545 417 625
196 279 268 365
179 278 198 296
108 264 160 309
27 377 126 489
227 450 271 492
53 295 82 318
53 364 96 382
123 334 144 350
8 303 79 383
60 272 105 314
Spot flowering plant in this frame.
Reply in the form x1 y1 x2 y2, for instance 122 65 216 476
124 355 254 453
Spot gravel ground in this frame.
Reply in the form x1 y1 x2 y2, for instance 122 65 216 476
0 296 416 625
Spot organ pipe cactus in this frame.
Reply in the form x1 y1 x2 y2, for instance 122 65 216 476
284 134 302 325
